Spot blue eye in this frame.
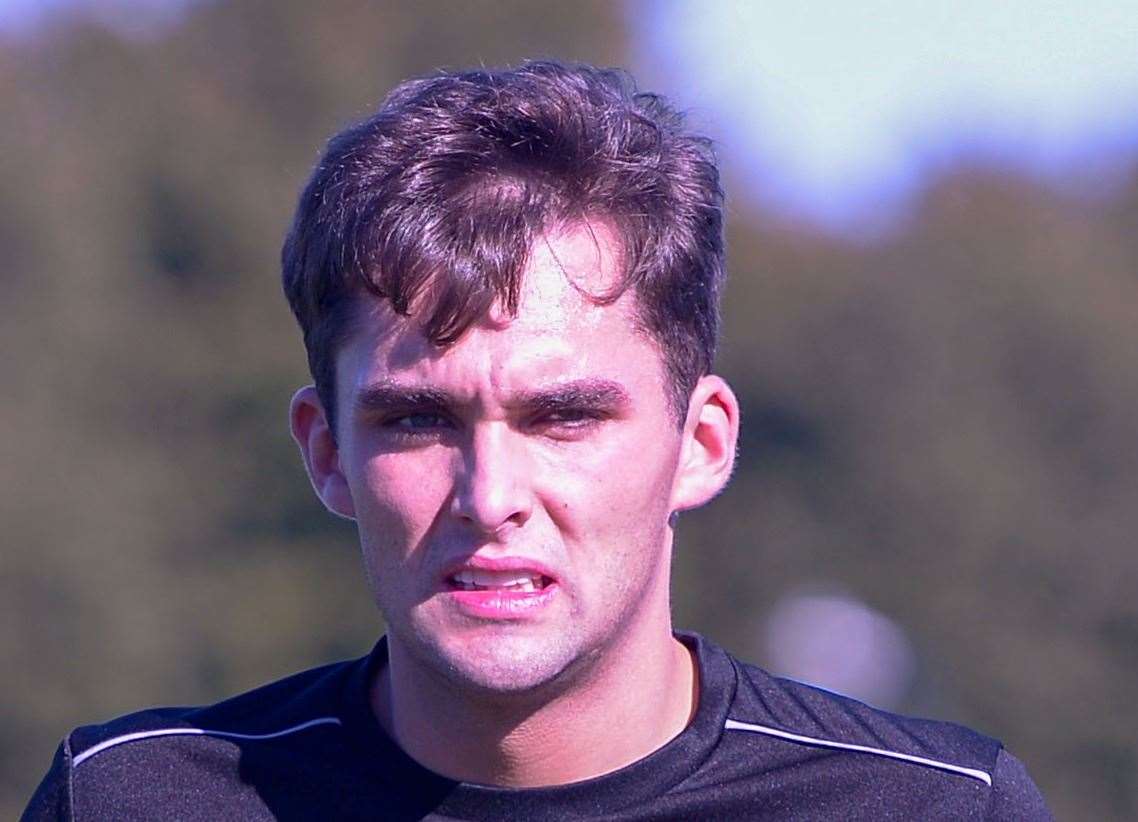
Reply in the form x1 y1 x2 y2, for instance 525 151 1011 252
388 412 451 431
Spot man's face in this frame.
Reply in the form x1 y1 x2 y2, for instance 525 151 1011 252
329 223 690 694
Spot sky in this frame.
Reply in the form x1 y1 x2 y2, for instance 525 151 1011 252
3 0 1136 231
0 0 192 38
638 0 1138 229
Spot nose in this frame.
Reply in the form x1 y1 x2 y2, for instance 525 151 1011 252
451 423 533 537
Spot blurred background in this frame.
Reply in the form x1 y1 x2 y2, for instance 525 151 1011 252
2 1 1135 818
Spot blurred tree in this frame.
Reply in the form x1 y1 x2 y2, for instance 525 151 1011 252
674 165 1138 819
0 0 629 814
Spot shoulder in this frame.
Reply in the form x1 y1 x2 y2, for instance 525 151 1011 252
727 653 999 782
68 653 359 766
707 644 1052 819
23 652 372 821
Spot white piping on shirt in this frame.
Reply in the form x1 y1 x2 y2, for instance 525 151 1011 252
724 718 993 787
72 716 343 767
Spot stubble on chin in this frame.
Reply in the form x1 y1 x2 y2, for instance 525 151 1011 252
387 614 602 709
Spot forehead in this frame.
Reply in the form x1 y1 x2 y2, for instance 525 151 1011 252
339 222 658 385
498 221 631 332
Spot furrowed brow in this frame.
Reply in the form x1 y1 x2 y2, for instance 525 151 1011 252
353 382 455 414
513 379 632 413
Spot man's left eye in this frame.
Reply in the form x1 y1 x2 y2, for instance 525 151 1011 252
547 410 588 422
539 409 602 429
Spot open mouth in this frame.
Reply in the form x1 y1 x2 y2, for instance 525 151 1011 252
447 570 554 593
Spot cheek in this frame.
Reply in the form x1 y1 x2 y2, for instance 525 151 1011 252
540 432 678 542
352 453 454 560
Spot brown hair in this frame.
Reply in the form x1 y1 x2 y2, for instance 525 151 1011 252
282 60 725 432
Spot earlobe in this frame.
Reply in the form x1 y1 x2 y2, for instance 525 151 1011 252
669 375 740 514
289 386 356 520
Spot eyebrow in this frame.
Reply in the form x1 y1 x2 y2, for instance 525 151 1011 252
352 378 632 416
354 382 455 414
510 379 632 414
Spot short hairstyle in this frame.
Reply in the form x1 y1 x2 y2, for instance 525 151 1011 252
282 60 725 433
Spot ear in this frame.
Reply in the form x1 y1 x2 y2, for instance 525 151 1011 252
289 385 356 520
669 375 740 514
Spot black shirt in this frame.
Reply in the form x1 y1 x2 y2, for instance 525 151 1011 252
23 633 1052 820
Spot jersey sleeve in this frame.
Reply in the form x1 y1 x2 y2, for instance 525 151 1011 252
988 747 1052 821
20 737 73 822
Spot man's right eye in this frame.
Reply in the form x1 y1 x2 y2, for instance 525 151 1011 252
386 412 452 432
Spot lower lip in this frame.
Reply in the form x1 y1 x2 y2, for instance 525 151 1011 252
443 584 558 619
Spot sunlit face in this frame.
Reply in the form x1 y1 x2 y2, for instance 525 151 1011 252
328 223 691 694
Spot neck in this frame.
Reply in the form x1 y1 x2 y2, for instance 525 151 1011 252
371 620 698 787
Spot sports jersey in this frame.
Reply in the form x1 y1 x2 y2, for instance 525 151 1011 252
22 632 1052 820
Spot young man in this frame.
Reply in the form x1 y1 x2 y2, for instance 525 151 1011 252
24 61 1051 820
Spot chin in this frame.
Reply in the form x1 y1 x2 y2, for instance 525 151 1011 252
423 630 584 696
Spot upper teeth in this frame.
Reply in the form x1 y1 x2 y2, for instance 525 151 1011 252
452 570 544 591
